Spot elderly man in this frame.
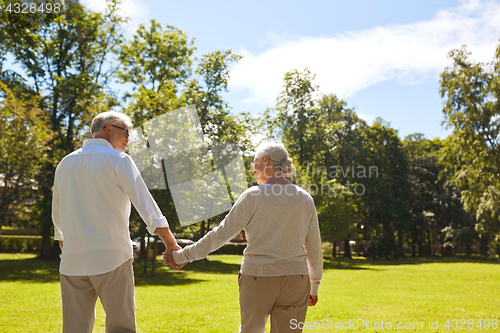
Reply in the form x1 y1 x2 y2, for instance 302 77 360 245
52 111 180 333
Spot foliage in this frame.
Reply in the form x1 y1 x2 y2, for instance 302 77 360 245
3 1 500 261
210 243 246 255
440 43 500 249
0 235 52 253
266 69 413 259
117 19 194 123
266 68 320 166
117 20 253 239
0 0 127 258
403 134 442 256
0 83 51 228
358 120 411 259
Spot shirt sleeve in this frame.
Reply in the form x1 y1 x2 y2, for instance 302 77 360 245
304 198 323 296
116 155 169 235
51 166 64 241
173 191 253 265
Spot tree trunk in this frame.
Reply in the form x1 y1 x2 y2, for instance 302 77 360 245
427 230 432 256
344 239 352 258
152 236 158 276
39 162 58 260
332 241 336 258
140 234 146 259
417 228 423 257
143 230 149 275
465 236 472 258
201 220 206 236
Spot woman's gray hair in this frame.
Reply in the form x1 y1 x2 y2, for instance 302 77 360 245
255 142 294 176
90 111 133 135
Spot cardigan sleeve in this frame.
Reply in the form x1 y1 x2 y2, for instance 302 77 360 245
173 191 253 264
304 199 323 295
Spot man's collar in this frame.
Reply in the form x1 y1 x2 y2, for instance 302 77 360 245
83 138 113 149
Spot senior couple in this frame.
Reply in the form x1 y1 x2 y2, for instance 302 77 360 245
52 111 323 333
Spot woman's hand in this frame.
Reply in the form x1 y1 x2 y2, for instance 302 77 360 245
308 295 318 306
162 249 186 270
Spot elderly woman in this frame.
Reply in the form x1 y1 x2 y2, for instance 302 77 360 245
165 143 323 332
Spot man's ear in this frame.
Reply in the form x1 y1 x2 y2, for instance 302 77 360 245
103 124 113 137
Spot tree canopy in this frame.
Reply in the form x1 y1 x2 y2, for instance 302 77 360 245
1 1 500 259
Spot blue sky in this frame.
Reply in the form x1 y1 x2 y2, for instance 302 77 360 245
83 0 500 140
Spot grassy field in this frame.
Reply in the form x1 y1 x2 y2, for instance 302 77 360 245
0 254 499 332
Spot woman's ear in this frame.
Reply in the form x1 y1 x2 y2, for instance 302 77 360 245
262 155 269 165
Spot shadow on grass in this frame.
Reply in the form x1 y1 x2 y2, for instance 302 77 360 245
0 256 60 283
323 255 500 270
0 256 203 286
177 258 241 275
134 258 240 286
1 254 497 284
133 260 202 287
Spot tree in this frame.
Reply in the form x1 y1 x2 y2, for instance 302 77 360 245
316 179 357 261
266 68 320 167
403 134 444 256
440 43 500 254
181 50 254 235
359 120 411 259
0 83 51 228
117 19 195 124
117 20 252 240
315 93 368 257
0 0 127 258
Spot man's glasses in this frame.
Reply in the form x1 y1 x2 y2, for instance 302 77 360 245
108 124 129 139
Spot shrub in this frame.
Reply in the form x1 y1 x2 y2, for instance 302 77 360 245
211 243 246 255
0 236 52 253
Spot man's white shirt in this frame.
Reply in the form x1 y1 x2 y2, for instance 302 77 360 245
52 138 169 275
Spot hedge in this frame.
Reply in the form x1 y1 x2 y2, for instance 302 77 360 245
0 235 53 253
0 229 41 235
211 243 246 255
0 236 246 255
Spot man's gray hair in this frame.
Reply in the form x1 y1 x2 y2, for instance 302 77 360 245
91 111 133 135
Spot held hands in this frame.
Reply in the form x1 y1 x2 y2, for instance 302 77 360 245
162 249 186 270
309 295 318 306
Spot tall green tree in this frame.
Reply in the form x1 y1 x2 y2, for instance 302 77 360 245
359 120 411 259
315 93 368 257
403 134 444 256
182 50 254 235
266 68 320 167
117 20 252 238
117 19 195 124
440 43 500 253
0 83 51 228
0 0 127 258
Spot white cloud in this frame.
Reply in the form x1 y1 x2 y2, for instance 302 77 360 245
80 0 149 32
229 0 500 106
357 112 375 126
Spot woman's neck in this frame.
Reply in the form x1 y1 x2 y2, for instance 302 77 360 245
264 175 291 185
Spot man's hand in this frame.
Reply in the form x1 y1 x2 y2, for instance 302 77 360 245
154 227 181 251
58 240 64 251
167 243 182 251
162 249 186 270
308 295 318 306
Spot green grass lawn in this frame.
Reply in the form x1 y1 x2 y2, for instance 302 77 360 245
1 254 499 332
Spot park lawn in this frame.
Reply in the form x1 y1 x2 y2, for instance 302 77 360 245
0 254 499 332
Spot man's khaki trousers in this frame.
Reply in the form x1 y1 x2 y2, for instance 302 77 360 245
238 274 310 333
60 259 136 333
